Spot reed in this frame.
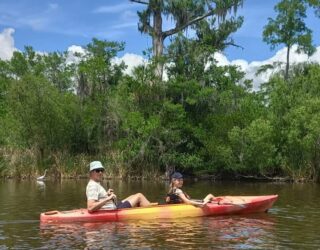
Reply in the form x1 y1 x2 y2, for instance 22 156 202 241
0 147 163 179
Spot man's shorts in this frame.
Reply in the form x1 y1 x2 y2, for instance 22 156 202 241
116 200 132 209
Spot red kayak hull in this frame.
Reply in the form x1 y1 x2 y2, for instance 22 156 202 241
40 195 278 223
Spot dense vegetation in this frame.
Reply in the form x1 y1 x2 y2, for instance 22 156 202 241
0 0 320 182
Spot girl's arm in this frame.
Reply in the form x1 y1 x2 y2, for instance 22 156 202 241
178 192 204 207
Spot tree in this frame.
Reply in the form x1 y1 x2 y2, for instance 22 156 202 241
68 39 127 154
166 16 243 82
130 0 243 78
306 0 320 17
263 0 316 80
75 38 125 100
43 52 74 92
8 75 76 160
228 119 277 175
0 60 12 145
264 64 320 181
0 60 10 116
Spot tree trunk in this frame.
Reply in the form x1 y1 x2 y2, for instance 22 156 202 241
165 164 175 180
285 45 290 80
77 72 88 102
152 7 164 80
131 0 243 80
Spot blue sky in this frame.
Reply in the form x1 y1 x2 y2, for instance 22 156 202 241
0 0 319 62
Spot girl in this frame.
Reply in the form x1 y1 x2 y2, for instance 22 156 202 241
165 172 215 207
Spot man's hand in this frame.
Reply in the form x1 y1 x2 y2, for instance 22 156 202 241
105 193 117 201
107 189 114 196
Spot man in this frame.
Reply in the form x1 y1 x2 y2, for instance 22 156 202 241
86 161 151 212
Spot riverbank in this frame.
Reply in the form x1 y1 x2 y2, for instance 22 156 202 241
0 147 318 182
0 147 163 180
0 169 307 183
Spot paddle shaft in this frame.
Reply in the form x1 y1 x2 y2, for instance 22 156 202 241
106 181 117 205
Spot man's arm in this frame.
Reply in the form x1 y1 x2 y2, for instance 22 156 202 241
87 193 116 212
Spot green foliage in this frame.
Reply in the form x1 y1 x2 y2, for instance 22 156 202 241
133 0 244 78
0 60 10 117
263 0 314 52
166 14 243 82
136 0 243 36
8 75 76 152
229 119 277 174
261 64 320 181
1 4 320 182
76 38 125 99
43 52 74 91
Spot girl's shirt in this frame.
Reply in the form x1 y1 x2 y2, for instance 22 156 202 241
166 188 190 204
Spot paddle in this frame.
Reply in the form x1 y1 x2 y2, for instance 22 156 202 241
190 197 246 208
106 181 117 205
210 197 247 208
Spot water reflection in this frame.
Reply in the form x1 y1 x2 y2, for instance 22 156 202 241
1 180 320 249
39 214 275 249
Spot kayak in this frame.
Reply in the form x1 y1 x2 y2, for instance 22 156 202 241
40 195 278 223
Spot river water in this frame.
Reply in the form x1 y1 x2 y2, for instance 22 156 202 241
0 179 319 249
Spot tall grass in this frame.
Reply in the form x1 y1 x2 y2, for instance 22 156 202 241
0 147 163 179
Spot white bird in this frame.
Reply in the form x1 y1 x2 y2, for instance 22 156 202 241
36 180 46 189
37 169 47 181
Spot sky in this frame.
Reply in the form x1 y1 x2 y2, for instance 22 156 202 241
0 0 320 88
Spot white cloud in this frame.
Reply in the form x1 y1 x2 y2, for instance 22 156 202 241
22 2 60 31
0 3 57 32
112 53 147 75
22 17 50 31
61 44 320 88
213 53 230 67
93 30 125 40
120 10 140 28
112 22 137 29
68 45 86 54
0 28 16 60
2 28 319 91
93 3 136 14
214 45 320 90
94 4 140 32
65 48 146 76
66 45 86 65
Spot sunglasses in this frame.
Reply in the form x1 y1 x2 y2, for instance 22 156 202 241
94 169 104 173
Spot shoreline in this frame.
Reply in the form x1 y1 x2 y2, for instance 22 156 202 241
0 174 308 183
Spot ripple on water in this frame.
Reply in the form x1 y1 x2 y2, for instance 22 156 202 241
0 220 39 225
1 180 320 249
37 214 278 249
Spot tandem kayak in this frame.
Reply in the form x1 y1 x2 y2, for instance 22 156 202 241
40 195 278 223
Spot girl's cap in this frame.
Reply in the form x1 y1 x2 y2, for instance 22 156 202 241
171 172 183 179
